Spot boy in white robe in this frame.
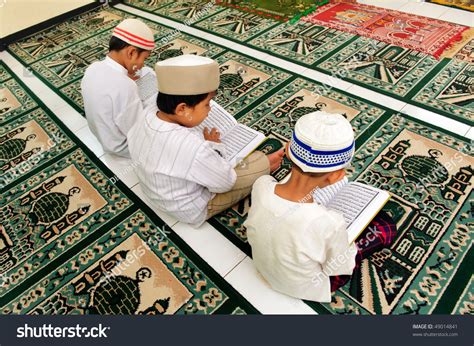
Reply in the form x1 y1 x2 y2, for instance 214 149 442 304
245 112 397 302
127 55 284 227
81 18 156 157
128 55 283 227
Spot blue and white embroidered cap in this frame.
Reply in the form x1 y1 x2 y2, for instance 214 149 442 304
288 111 355 173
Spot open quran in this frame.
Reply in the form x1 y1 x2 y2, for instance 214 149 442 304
194 100 266 167
315 180 391 244
136 68 158 109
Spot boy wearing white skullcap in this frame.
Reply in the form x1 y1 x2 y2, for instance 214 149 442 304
245 112 397 302
128 54 284 227
81 18 156 158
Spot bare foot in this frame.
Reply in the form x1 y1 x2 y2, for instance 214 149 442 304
267 148 285 172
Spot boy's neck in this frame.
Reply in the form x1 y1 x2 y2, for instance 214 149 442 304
275 170 329 203
108 52 125 70
156 111 180 125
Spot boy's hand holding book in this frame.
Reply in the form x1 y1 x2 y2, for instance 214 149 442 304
267 149 285 172
193 101 267 167
203 127 222 143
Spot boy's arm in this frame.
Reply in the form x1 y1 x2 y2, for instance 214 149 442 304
321 212 357 276
114 81 146 134
187 141 237 193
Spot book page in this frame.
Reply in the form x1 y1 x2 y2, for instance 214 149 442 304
192 101 266 167
312 177 348 205
136 71 158 104
326 182 390 243
193 100 237 137
327 183 379 227
346 193 390 244
221 124 265 166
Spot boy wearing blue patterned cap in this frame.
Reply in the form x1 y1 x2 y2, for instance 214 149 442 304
245 111 396 302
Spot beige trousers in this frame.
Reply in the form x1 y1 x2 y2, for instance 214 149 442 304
207 151 270 219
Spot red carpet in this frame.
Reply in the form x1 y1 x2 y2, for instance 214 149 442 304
302 1 469 58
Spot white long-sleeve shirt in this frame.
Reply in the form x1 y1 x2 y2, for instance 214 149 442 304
81 56 149 158
244 175 357 303
128 109 237 226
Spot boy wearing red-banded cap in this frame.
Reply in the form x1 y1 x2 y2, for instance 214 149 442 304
81 18 156 158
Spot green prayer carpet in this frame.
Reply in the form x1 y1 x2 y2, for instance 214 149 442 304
0 61 257 315
4 3 473 315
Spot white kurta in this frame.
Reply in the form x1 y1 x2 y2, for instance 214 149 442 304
244 175 357 303
127 109 237 226
81 56 146 158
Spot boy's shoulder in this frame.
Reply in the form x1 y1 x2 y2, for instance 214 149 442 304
84 60 134 90
186 129 208 147
85 59 114 76
82 61 102 82
253 175 276 191
155 126 214 156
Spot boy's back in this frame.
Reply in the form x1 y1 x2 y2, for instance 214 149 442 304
245 112 397 303
128 54 284 228
128 110 236 226
245 175 357 303
82 58 140 157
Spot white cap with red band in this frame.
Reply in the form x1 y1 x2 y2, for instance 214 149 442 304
112 18 155 51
